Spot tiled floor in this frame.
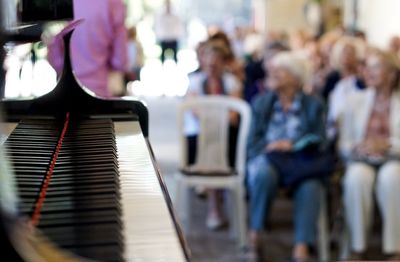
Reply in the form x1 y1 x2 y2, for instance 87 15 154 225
145 96 388 262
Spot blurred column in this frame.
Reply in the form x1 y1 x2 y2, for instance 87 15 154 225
343 0 358 30
1 0 17 30
0 0 6 97
0 0 17 98
264 0 309 34
0 0 19 218
252 0 266 33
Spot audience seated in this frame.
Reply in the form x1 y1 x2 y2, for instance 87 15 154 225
246 51 327 262
338 48 400 260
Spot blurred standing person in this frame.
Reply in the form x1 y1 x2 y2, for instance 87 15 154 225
125 26 144 84
154 0 183 63
47 0 128 98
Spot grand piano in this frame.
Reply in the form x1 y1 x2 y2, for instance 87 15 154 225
0 4 190 262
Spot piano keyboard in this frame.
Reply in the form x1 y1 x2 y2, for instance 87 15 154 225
115 122 186 261
1 119 187 261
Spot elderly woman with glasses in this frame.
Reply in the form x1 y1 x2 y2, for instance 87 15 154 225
338 48 400 261
246 52 326 262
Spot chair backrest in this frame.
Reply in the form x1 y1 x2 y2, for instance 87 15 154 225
177 96 251 180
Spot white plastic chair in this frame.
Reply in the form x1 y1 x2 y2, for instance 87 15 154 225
174 96 251 248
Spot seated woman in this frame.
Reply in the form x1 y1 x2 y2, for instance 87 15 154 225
184 41 242 230
338 48 400 260
247 52 326 262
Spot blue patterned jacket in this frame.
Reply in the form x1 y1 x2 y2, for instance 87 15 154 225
247 91 326 160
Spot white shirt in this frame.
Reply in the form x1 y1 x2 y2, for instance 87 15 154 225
154 11 183 41
328 76 362 122
338 88 400 159
184 71 242 135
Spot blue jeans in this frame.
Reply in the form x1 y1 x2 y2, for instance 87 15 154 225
247 154 323 245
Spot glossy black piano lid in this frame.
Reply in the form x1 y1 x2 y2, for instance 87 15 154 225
19 0 73 23
0 21 149 137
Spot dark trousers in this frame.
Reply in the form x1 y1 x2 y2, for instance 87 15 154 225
186 125 238 167
160 40 178 63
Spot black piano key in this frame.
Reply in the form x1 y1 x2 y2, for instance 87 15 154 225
6 118 124 261
19 195 121 214
39 224 122 245
17 175 118 187
67 245 123 262
38 210 121 227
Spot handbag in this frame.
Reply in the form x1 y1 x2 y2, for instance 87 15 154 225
266 146 335 187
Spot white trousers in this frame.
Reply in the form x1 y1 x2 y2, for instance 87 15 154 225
343 161 400 253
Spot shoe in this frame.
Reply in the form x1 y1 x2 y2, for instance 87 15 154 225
240 245 267 262
206 214 227 230
386 253 400 261
348 251 365 261
240 246 259 262
284 258 314 262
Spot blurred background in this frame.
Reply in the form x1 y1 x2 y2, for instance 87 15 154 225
3 0 400 99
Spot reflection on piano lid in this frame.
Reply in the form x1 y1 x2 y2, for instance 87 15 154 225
0 20 149 138
0 21 190 261
19 0 73 23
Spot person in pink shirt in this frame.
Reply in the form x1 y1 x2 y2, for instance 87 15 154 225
47 0 128 97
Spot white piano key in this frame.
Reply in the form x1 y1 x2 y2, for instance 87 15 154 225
114 122 186 262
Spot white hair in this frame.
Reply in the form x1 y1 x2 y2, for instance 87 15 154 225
270 51 310 85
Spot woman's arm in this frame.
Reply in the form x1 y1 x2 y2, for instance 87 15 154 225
337 104 356 159
226 73 243 126
247 95 269 159
293 96 326 151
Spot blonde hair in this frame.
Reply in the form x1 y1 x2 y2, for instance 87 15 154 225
367 47 400 70
367 47 400 89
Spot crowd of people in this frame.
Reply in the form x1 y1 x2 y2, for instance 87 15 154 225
184 25 400 262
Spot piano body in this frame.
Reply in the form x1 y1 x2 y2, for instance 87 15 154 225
0 20 190 261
